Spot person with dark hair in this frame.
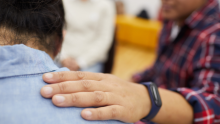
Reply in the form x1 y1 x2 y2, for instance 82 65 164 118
0 0 127 124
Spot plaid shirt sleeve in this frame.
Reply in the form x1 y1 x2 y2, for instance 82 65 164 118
174 35 220 124
133 34 220 124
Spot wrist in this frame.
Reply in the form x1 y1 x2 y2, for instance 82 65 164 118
137 84 152 119
140 82 162 122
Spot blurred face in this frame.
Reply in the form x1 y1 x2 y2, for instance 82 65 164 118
161 0 206 21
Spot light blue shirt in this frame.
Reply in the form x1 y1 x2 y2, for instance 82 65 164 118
0 45 128 124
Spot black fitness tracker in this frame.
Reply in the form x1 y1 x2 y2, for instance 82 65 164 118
141 82 162 122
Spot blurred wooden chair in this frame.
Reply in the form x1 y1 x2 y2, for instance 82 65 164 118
116 15 162 49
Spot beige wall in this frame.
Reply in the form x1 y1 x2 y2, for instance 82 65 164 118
120 0 161 19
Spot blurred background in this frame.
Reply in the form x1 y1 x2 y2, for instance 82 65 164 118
112 0 161 80
115 0 161 19
61 0 163 80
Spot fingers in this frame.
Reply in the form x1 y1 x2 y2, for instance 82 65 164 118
41 80 112 98
81 105 126 122
51 91 121 107
43 71 107 83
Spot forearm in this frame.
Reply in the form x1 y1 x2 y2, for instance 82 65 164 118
152 88 193 124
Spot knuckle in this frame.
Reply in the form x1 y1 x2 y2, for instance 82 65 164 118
94 91 105 103
104 92 110 104
71 93 77 103
111 107 118 119
57 83 66 93
98 73 106 81
97 109 103 120
57 72 65 80
76 71 86 80
81 80 92 89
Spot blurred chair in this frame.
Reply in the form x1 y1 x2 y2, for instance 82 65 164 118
116 15 162 49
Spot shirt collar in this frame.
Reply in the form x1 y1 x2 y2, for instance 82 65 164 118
185 0 220 29
0 44 58 78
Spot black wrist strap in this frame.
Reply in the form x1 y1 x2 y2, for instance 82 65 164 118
141 82 162 122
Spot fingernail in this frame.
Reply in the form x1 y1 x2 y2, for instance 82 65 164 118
45 73 53 79
84 111 92 119
43 87 53 95
54 96 65 104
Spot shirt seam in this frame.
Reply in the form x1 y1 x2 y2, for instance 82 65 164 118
0 70 56 79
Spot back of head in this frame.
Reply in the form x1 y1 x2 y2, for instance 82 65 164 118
0 0 65 54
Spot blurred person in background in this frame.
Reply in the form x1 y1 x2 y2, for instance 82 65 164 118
0 0 127 124
115 0 125 15
136 9 150 20
59 0 115 73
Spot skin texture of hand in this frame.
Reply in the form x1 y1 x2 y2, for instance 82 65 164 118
41 71 151 123
61 58 80 71
41 71 193 124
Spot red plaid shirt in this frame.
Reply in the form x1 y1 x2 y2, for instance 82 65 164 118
133 0 220 123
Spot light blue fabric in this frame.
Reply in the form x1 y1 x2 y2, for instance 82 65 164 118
0 45 129 124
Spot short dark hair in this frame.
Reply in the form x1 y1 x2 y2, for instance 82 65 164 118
0 0 65 53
